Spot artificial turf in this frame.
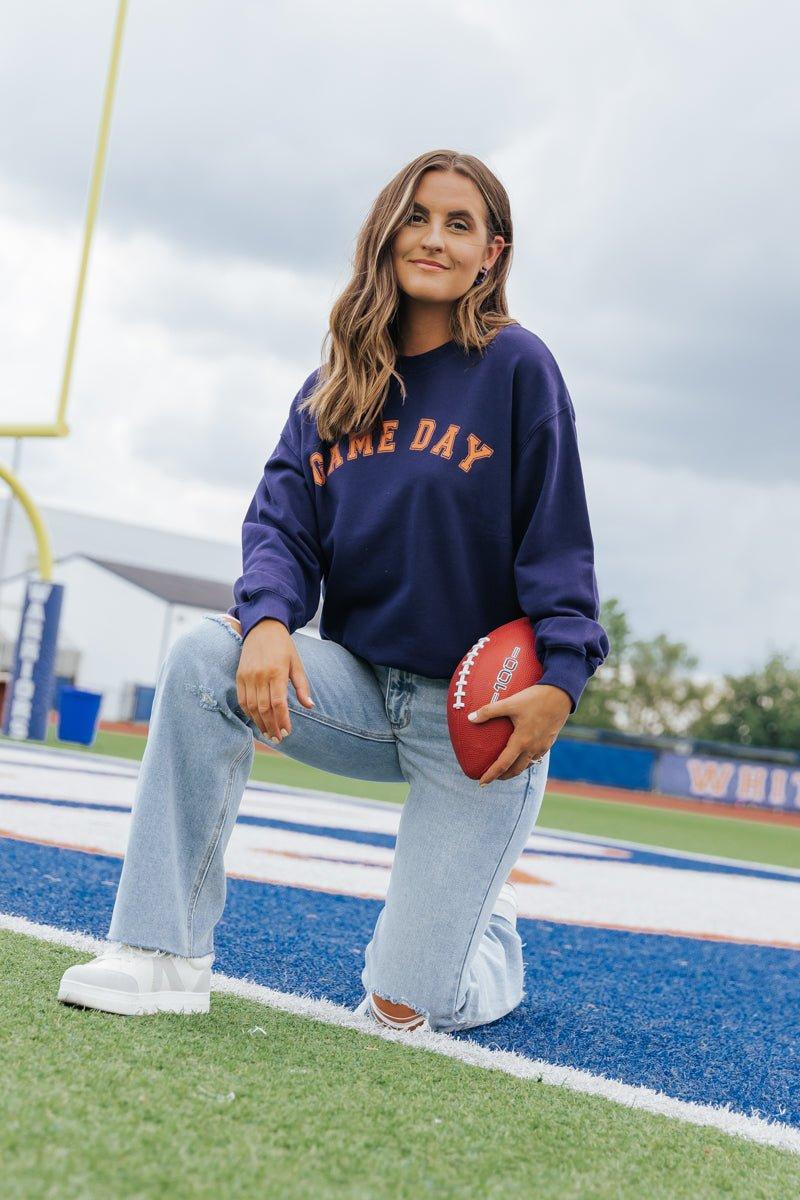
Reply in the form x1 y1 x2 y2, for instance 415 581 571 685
16 727 800 870
2 928 798 1200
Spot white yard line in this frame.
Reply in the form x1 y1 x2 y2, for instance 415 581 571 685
3 740 797 877
3 911 798 1157
541 825 800 879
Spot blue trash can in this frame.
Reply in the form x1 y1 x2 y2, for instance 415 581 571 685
57 686 103 746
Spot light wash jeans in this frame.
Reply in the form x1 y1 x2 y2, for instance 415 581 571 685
108 613 550 1032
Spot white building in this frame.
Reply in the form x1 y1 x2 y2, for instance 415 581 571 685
0 500 320 722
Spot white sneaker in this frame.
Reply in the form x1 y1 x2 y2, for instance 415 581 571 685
492 881 518 927
57 942 213 1016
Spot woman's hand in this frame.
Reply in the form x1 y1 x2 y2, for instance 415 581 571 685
467 684 572 787
236 619 315 742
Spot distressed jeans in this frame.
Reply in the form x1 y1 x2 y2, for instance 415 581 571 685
108 613 550 1032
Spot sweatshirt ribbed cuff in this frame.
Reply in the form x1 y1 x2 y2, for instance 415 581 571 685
237 590 296 640
536 647 592 715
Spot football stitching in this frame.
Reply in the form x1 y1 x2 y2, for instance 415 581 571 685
451 635 491 710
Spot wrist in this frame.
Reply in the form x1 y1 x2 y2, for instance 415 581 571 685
534 682 573 715
536 647 592 715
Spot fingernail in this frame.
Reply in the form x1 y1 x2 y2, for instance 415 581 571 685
468 712 477 721
280 728 289 738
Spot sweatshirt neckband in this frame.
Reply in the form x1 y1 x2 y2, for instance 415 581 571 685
395 338 466 373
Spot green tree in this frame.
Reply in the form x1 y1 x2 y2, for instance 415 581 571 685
574 598 715 737
570 596 629 730
687 651 800 751
621 634 715 737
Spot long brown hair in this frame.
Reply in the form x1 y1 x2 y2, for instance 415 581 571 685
298 150 517 443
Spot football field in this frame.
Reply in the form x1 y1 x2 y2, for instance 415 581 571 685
2 732 799 1198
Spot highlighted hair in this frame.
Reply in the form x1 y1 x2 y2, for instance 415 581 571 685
298 149 516 443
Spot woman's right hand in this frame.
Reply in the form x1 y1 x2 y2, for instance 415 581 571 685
235 619 315 741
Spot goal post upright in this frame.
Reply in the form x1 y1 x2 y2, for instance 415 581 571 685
0 1 129 740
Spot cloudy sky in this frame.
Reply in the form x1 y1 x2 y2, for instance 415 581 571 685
0 0 797 678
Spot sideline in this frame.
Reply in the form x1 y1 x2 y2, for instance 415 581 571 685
48 726 800 826
3 910 799 1157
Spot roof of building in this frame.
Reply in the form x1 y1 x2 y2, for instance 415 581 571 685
1 552 235 612
3 549 322 627
83 555 235 610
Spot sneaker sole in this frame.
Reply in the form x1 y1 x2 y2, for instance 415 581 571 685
57 980 210 1016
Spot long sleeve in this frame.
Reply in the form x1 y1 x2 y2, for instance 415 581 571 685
229 412 325 641
512 402 610 714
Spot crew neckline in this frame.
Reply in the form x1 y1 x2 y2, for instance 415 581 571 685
395 338 466 373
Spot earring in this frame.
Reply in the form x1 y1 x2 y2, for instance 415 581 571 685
475 267 489 285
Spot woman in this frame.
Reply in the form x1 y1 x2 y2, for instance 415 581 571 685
58 149 610 1033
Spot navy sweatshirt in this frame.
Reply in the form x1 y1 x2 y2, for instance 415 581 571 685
228 323 610 713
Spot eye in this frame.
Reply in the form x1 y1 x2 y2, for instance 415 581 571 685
407 211 470 232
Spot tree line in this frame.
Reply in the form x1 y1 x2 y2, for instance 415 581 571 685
576 598 800 751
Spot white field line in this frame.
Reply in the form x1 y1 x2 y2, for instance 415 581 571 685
541 825 800 880
3 911 798 1157
4 740 797 879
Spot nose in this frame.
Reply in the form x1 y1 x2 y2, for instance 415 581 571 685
420 219 446 252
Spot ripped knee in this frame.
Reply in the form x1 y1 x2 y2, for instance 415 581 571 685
369 993 427 1031
191 683 222 712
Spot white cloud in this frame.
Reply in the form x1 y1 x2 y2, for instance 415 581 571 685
0 0 797 677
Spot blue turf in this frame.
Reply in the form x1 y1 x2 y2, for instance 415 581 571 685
2 835 798 1128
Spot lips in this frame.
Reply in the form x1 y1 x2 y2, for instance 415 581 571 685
412 260 448 271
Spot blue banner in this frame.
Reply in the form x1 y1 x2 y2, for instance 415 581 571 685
654 751 800 813
550 739 657 792
2 579 64 742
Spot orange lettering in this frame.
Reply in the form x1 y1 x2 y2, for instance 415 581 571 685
347 433 375 460
459 433 494 472
430 424 461 459
309 451 327 486
410 419 436 450
326 443 344 477
377 420 399 453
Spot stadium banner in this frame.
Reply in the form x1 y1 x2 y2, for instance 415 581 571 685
2 579 64 742
654 751 800 813
550 739 657 791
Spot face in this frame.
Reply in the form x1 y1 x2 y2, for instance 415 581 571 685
391 169 505 303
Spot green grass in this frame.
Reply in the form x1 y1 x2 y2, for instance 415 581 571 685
538 792 800 870
16 726 800 870
2 929 798 1200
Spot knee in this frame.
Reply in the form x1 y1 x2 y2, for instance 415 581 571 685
164 622 210 673
369 992 427 1031
160 618 233 695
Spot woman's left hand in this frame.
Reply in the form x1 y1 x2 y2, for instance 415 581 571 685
467 684 573 787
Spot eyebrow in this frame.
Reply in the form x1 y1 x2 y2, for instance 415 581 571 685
412 202 475 221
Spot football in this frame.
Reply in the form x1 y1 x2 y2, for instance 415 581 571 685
447 616 544 780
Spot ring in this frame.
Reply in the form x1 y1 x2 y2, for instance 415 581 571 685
527 754 543 765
